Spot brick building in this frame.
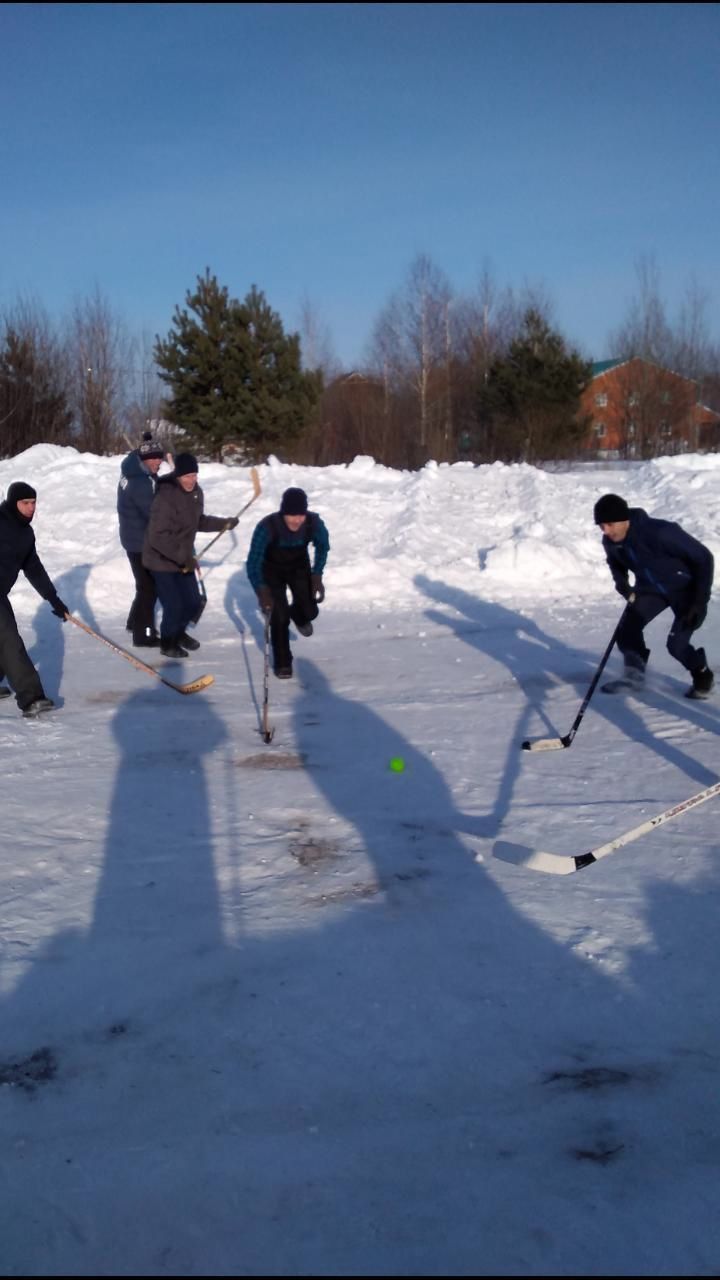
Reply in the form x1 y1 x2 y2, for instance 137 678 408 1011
581 357 720 458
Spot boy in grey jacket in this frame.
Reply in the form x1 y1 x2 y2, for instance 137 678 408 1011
143 454 238 658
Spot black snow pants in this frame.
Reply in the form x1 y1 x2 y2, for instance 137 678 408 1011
125 551 159 642
0 594 47 710
263 548 319 670
616 591 706 674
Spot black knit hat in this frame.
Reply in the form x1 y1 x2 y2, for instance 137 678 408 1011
173 453 199 477
7 481 37 504
280 487 308 515
594 493 630 525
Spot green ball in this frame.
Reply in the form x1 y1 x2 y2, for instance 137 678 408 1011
389 756 405 773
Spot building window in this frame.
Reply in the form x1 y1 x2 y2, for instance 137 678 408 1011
661 391 670 404
627 421 636 437
595 392 608 407
660 420 672 436
628 392 639 407
594 421 606 438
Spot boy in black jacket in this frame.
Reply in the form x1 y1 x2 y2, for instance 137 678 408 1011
594 493 714 698
0 482 68 716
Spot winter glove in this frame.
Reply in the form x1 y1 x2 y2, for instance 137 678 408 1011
50 597 69 620
311 574 325 603
181 559 198 574
226 516 240 529
683 599 707 631
257 585 274 614
616 579 635 601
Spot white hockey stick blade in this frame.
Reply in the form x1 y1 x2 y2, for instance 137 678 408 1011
521 736 567 752
492 778 720 876
491 841 580 874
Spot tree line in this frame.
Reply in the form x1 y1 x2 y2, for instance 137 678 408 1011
2 254 718 468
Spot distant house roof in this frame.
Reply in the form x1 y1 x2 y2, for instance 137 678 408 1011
591 358 626 377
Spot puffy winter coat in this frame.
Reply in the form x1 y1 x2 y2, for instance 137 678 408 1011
142 475 227 574
0 500 61 605
117 450 157 553
602 507 714 607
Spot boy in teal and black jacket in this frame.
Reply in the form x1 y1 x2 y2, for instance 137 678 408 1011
246 487 329 679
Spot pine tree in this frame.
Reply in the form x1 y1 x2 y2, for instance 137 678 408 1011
0 327 72 458
154 271 321 461
479 309 592 462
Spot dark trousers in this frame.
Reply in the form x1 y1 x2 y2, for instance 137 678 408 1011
265 561 319 669
0 595 46 710
125 551 158 642
152 571 202 642
617 593 705 673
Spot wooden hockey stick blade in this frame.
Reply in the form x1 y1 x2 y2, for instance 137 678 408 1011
168 672 215 695
491 778 720 875
67 615 214 695
521 735 568 751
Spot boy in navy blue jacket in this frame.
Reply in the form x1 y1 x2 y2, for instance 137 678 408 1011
594 493 714 698
117 434 165 646
246 487 329 679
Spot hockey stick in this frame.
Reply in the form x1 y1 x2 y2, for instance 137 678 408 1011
195 467 261 561
188 566 208 627
522 606 628 752
491 777 720 875
66 615 214 695
261 610 274 743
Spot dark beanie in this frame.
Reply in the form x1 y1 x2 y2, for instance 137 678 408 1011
594 493 630 525
280 487 308 515
7 481 37 504
173 453 199 477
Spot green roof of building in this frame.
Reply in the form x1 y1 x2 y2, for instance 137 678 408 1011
591 358 625 377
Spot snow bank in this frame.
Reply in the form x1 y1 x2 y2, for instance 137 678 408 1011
2 445 718 616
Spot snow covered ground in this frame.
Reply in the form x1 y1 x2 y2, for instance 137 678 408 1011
1 445 719 1277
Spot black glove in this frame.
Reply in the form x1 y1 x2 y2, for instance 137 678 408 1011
257 585 274 614
684 600 707 631
311 574 325 603
50 597 69 620
226 516 240 530
616 579 634 601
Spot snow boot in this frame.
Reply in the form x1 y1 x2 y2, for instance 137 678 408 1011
22 697 56 718
295 622 313 637
179 632 201 651
274 665 293 680
161 638 189 658
686 664 714 700
601 654 646 694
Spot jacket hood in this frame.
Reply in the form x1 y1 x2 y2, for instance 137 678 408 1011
121 450 150 480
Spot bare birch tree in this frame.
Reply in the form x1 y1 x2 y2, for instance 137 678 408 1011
67 288 133 454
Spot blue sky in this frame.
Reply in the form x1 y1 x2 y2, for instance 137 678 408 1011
2 2 718 368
